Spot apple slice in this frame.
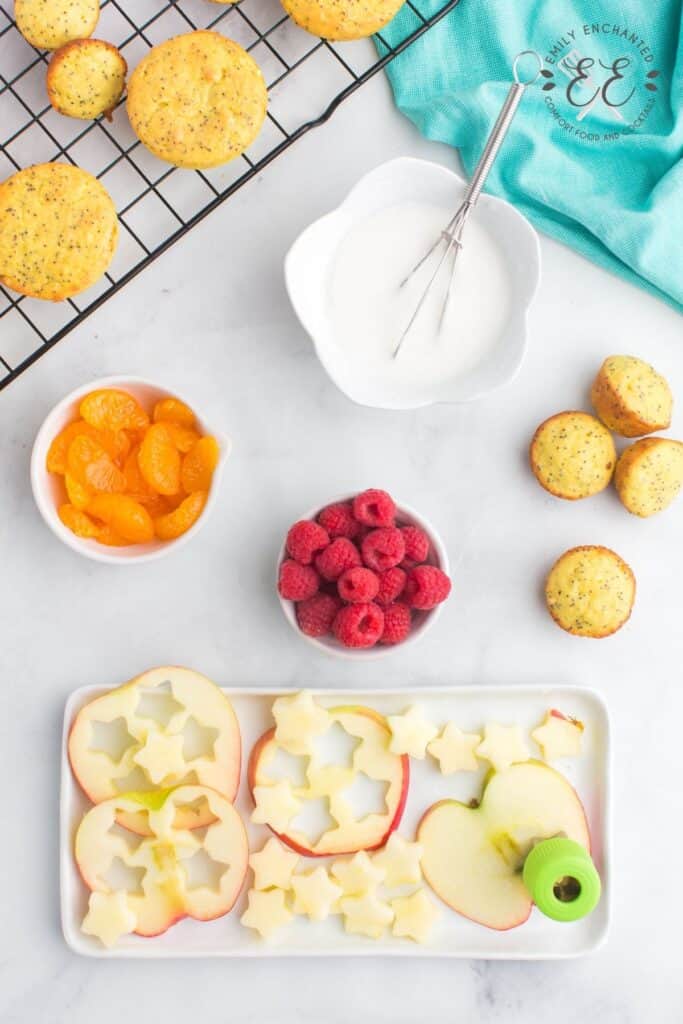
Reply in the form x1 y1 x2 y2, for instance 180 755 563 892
248 705 409 856
418 761 590 931
69 666 241 833
75 785 249 939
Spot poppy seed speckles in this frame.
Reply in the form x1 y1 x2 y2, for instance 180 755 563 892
126 31 268 170
0 164 118 301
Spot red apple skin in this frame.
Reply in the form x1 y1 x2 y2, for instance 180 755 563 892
248 705 410 857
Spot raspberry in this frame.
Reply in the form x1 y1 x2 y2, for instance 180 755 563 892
353 489 396 528
404 565 451 610
361 528 405 572
286 520 329 565
315 537 362 581
278 559 319 601
296 593 342 637
401 525 430 567
380 603 412 645
376 566 407 606
318 502 360 539
333 602 385 649
338 566 379 603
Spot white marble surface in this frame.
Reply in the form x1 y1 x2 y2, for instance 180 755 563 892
1 67 682 1024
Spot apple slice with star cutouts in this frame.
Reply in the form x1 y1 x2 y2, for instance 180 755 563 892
248 704 409 856
75 785 249 940
418 761 590 931
69 666 241 833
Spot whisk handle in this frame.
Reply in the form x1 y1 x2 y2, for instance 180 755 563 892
465 81 525 206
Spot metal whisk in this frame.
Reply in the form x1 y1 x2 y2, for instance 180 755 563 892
393 50 543 358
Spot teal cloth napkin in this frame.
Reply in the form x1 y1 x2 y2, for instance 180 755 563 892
379 0 683 312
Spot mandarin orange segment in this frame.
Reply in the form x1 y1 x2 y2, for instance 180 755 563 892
154 490 207 540
87 494 155 544
58 504 100 539
80 389 150 432
67 435 127 494
181 436 219 493
134 493 172 517
166 423 201 453
123 444 153 495
138 423 181 496
46 420 117 474
65 472 92 510
98 526 131 547
153 397 195 428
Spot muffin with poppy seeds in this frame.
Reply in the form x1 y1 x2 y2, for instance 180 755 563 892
0 163 118 301
281 0 407 40
127 31 267 170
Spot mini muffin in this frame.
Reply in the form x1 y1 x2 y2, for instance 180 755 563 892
591 355 672 437
0 163 118 301
127 31 267 170
545 545 636 638
47 39 127 121
530 411 616 500
15 0 100 50
281 0 406 40
615 437 683 517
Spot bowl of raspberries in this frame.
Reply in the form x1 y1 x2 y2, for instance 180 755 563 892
277 488 451 656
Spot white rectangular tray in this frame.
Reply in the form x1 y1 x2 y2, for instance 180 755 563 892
61 685 610 959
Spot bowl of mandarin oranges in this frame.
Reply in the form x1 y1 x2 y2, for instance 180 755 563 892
31 376 230 563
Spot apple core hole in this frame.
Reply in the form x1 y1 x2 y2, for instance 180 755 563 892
312 722 358 769
135 681 184 728
89 717 136 762
101 856 146 895
182 848 229 892
290 796 334 845
553 875 581 902
340 771 389 820
181 716 219 761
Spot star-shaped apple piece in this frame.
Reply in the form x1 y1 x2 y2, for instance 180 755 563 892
291 867 342 921
240 888 292 939
372 833 423 887
341 891 394 939
532 709 584 761
81 890 137 948
272 691 331 755
391 889 440 943
387 705 438 759
252 781 302 833
132 732 186 785
476 724 530 773
331 850 386 896
249 838 299 891
428 723 481 774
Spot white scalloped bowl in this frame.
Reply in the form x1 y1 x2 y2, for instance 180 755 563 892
31 375 231 565
285 157 540 410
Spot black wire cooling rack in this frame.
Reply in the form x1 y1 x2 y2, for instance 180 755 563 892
0 0 460 390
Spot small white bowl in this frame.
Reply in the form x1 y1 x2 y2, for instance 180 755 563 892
31 375 231 565
277 495 450 659
285 157 540 410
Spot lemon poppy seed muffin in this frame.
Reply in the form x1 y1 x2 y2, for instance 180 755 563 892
545 545 636 638
15 0 100 50
47 39 127 120
615 437 683 517
591 355 672 437
127 31 268 170
281 0 407 40
0 163 118 301
530 411 616 500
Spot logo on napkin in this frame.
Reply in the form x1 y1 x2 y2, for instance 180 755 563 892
540 21 660 142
